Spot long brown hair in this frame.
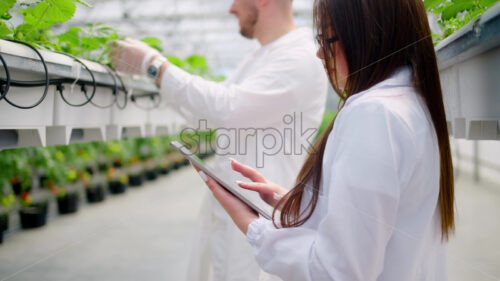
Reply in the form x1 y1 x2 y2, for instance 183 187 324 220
275 0 455 239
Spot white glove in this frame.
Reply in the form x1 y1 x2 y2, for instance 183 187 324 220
110 38 160 75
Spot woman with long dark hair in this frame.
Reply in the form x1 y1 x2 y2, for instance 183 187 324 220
193 0 455 280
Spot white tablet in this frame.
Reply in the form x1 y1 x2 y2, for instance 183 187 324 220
170 141 273 220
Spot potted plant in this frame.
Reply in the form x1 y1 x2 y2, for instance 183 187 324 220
118 139 144 186
18 191 49 229
107 167 128 194
0 149 32 195
138 138 162 181
44 147 81 215
0 179 15 244
82 171 106 203
127 155 145 186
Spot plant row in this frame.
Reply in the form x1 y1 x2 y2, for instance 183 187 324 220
0 131 216 244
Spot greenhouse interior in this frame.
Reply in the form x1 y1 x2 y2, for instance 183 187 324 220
0 0 499 280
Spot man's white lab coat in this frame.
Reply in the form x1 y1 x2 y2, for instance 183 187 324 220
160 28 328 281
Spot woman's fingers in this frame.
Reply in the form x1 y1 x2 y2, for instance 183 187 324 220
230 158 267 183
237 181 282 207
237 181 272 193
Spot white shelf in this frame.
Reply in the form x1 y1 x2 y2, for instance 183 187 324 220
0 39 187 150
437 3 500 140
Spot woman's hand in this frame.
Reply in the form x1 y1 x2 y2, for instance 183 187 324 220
230 158 288 209
192 165 258 235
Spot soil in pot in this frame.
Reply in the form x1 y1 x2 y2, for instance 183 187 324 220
86 184 106 203
57 192 79 214
19 201 48 229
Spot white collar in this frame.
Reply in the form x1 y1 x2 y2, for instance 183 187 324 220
344 66 413 107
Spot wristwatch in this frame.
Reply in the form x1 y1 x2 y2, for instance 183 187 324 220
146 56 167 79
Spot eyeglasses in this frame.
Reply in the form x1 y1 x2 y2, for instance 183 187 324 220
315 34 339 44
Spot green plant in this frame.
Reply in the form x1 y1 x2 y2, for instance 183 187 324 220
0 149 32 196
0 0 121 64
57 23 120 64
425 0 499 43
0 179 15 210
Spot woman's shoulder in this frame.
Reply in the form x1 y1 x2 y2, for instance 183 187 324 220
338 86 431 138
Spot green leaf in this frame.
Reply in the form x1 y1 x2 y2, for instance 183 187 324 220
0 0 16 15
166 56 185 68
424 0 446 10
186 55 207 71
0 21 12 36
57 27 80 46
14 23 40 42
442 1 478 20
78 23 117 38
16 0 76 29
141 37 163 52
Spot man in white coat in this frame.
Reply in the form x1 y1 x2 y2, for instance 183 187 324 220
110 0 327 280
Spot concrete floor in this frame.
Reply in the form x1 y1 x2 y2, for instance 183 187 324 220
0 166 499 281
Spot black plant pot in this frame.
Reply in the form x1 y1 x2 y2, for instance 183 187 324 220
145 169 158 181
109 181 126 194
57 192 79 214
19 202 48 229
157 167 170 176
129 174 143 187
0 213 8 232
173 162 181 170
0 212 8 243
86 185 106 203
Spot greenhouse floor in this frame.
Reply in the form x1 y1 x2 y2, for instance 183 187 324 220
0 165 499 281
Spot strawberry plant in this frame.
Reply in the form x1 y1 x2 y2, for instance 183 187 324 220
0 0 120 64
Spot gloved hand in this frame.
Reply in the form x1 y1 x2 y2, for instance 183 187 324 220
109 38 160 75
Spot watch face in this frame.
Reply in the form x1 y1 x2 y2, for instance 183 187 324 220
147 65 158 78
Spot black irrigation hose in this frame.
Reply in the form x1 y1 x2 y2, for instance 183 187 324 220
0 53 10 101
0 40 159 111
2 39 49 109
87 66 118 109
54 52 96 107
115 74 128 110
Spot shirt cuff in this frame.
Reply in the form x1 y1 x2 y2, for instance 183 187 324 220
246 217 272 246
160 63 191 103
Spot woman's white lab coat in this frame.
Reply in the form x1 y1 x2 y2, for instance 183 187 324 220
159 28 328 281
246 68 448 281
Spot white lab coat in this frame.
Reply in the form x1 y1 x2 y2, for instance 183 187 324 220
246 67 448 281
159 28 328 281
